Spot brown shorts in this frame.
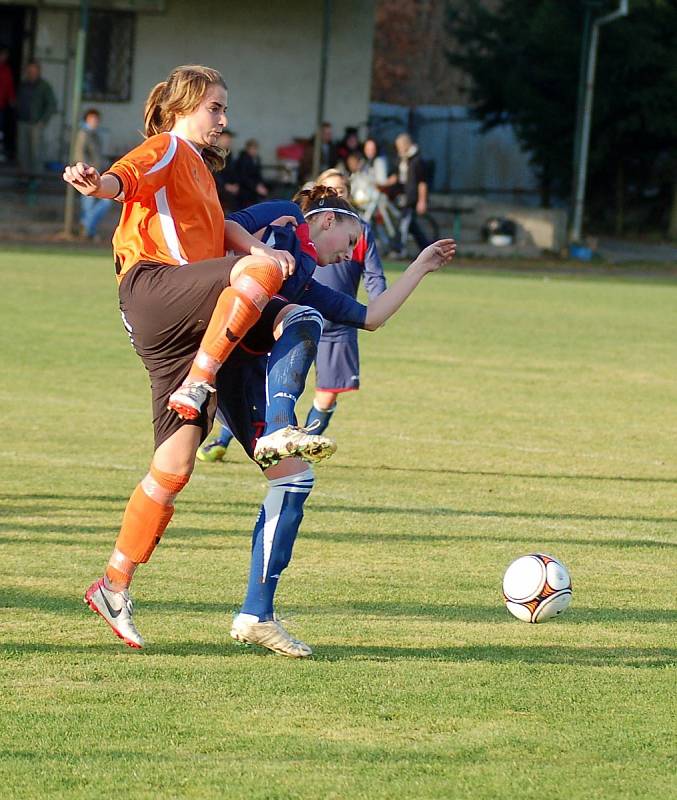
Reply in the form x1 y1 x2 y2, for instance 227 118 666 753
118 257 238 450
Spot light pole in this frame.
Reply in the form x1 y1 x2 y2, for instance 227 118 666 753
312 0 332 179
569 0 628 244
63 0 89 239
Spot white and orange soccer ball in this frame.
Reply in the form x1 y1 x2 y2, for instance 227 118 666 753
502 553 572 623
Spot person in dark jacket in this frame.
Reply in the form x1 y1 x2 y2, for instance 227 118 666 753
212 129 240 212
16 60 56 182
390 132 430 257
235 138 268 207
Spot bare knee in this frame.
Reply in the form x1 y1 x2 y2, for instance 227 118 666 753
315 390 338 411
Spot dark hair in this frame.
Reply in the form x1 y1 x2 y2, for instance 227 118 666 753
83 108 100 120
293 184 357 217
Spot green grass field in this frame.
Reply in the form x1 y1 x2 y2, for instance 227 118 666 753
1 247 675 799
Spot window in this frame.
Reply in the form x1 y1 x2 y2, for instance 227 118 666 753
83 11 135 103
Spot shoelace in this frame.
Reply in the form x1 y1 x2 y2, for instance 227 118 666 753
300 419 321 434
181 381 215 398
121 592 134 615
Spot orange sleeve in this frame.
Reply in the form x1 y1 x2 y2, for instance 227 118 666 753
105 133 175 201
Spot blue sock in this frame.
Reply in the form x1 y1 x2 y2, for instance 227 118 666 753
304 402 336 434
215 424 234 447
240 468 314 620
264 306 323 435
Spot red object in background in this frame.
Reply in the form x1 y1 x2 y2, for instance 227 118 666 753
276 142 305 162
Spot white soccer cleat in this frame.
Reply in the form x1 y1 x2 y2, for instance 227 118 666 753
167 380 215 420
253 424 336 468
84 578 145 649
230 613 313 658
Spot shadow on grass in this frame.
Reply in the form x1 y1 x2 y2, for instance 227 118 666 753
0 494 254 517
1 639 673 668
315 643 677 668
309 503 677 528
0 640 243 658
3 586 676 627
2 523 674 552
329 463 677 486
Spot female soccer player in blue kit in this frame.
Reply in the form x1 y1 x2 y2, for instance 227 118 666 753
303 169 387 434
214 186 456 657
198 169 386 460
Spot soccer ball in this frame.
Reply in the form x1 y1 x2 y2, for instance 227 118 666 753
502 553 572 623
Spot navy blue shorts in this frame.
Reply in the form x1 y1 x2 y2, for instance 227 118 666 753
215 350 268 461
315 336 360 393
214 296 291 462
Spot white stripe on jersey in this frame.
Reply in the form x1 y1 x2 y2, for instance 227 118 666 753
155 185 187 265
146 133 178 175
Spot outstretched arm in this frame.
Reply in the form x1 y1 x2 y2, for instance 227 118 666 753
363 239 456 330
63 162 122 199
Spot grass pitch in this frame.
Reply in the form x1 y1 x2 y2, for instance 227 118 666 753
1 247 675 799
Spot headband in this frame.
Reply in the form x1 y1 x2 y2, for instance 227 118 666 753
304 206 361 222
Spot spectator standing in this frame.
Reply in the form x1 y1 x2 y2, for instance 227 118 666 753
74 108 111 240
362 138 389 187
16 60 56 184
299 121 337 182
235 138 268 207
0 47 15 163
336 126 361 171
391 132 431 257
213 129 240 212
318 121 338 171
350 138 398 253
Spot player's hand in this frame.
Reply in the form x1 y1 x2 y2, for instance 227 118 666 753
414 239 457 273
63 162 102 196
251 244 295 278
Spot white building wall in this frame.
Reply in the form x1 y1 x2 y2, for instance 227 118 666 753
32 0 375 167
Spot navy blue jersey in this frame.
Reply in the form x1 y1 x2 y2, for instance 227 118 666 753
228 205 367 328
228 201 368 330
311 222 386 341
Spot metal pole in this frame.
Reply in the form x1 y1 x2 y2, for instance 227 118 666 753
570 0 628 243
570 3 593 223
312 0 331 179
63 0 88 238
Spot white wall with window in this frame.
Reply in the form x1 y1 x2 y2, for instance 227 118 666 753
16 0 375 171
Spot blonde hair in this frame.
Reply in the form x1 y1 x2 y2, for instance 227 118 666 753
144 64 227 172
315 168 351 201
316 168 346 184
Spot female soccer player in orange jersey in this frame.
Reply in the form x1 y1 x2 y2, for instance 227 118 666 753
63 64 306 648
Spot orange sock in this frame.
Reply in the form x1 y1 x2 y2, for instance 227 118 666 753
114 468 190 564
187 256 283 384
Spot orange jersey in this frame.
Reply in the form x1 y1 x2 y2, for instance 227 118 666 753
106 132 225 281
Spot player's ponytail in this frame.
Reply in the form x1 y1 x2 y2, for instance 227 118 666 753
293 185 358 219
142 65 227 172
144 81 169 138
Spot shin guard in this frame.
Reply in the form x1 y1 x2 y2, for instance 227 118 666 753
114 468 190 564
189 257 284 383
